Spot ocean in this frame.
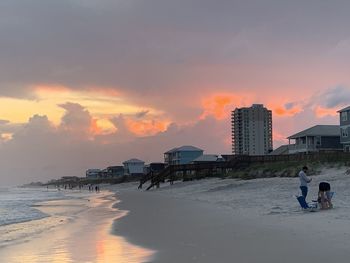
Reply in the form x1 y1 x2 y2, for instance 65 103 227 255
0 187 89 248
0 186 155 263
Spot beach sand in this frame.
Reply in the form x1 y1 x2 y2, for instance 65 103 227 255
2 167 350 262
111 167 350 262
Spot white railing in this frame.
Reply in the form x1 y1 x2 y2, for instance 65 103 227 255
288 144 317 153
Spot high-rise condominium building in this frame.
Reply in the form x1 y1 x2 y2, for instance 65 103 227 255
231 104 273 155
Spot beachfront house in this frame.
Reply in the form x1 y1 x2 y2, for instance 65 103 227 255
271 125 342 154
86 169 101 178
123 159 145 176
191 154 224 163
164 145 204 165
106 166 124 177
338 106 350 152
98 169 108 178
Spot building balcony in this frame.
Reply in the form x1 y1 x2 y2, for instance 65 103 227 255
287 143 317 154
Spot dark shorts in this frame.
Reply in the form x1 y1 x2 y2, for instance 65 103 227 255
319 182 330 192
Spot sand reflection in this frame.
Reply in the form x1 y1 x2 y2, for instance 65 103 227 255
0 194 154 263
95 226 153 263
1 224 153 263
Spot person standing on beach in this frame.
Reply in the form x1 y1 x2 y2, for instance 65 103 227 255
299 166 312 198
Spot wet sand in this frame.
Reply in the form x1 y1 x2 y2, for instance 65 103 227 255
0 191 154 263
112 186 349 263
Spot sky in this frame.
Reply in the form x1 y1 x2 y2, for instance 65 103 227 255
1 0 350 185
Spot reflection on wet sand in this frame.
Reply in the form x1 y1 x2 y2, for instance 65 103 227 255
95 224 153 263
0 193 154 263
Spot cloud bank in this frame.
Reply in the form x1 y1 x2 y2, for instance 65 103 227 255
1 1 350 184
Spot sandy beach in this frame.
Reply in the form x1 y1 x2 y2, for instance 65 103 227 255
111 167 350 262
1 167 350 262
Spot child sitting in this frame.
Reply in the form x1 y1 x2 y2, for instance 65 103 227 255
318 182 333 209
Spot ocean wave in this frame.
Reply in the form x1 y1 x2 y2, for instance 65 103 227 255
0 187 92 247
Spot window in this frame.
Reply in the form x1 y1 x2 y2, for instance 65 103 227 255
316 136 321 145
341 128 348 137
341 112 348 121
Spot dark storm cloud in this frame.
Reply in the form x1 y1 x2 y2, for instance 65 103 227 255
1 0 350 99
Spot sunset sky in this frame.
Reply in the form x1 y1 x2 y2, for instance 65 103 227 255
1 0 350 185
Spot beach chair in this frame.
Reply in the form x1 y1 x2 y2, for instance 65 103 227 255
296 196 318 212
327 191 335 200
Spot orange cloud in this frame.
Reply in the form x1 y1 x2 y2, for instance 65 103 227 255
200 93 247 120
90 119 103 135
90 118 117 135
126 119 169 136
33 84 121 97
26 84 158 125
32 84 70 94
314 106 338 118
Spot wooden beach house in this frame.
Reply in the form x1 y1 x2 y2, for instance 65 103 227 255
164 145 204 165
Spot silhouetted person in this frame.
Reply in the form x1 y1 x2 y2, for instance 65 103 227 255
138 179 143 189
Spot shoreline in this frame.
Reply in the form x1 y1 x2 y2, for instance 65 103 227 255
2 166 350 262
0 189 154 263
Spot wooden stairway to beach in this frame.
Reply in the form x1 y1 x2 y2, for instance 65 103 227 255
140 151 350 191
142 156 250 191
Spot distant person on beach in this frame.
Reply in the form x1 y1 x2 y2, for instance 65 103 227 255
299 166 312 198
318 182 333 209
138 178 143 189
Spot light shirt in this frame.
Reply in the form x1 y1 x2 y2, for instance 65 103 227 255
299 170 310 187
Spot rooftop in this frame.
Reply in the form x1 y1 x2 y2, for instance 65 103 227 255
164 145 203 154
123 158 145 164
192 154 222 162
269 145 289 155
288 125 340 139
337 106 350 113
